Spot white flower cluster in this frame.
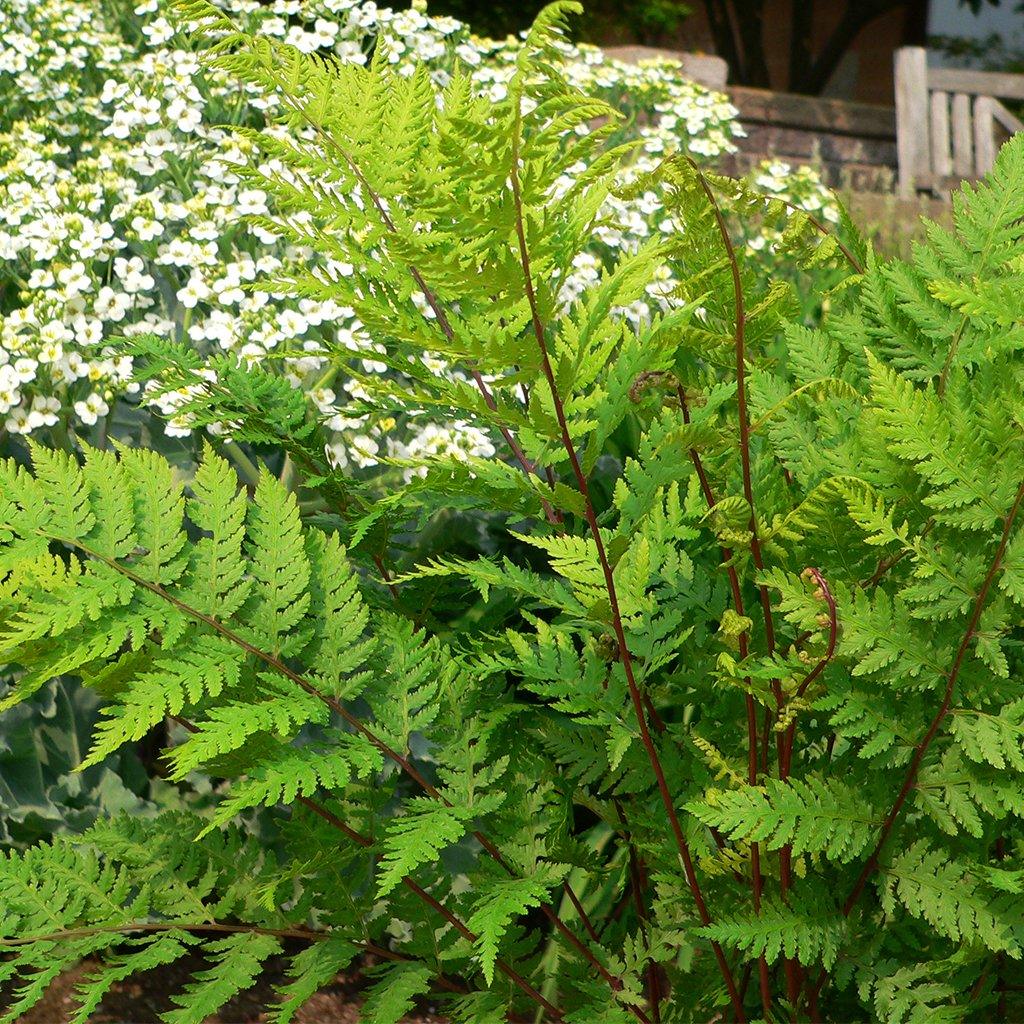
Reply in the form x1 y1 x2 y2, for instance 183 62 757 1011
0 0 833 473
0 0 133 138
744 158 840 257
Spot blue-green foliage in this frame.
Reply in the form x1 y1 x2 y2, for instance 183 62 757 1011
0 679 150 848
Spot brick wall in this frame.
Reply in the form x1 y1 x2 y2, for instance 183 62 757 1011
723 87 897 191
602 46 900 192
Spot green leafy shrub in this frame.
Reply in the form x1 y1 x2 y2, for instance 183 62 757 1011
0 0 750 870
3 3 1024 1022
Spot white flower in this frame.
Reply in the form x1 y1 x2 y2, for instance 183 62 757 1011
236 189 268 216
277 309 309 338
335 325 369 352
57 262 90 296
349 434 380 468
238 343 267 365
325 441 348 469
190 309 239 349
0 369 22 413
167 97 202 133
142 17 175 45
310 387 337 413
251 223 280 243
114 255 154 293
5 406 31 434
176 273 211 309
94 287 131 321
27 268 55 289
73 392 110 425
311 18 339 48
129 215 163 241
455 43 481 66
28 394 61 429
261 16 288 37
344 379 372 402
327 412 367 432
157 238 201 266
62 351 90 378
12 358 38 383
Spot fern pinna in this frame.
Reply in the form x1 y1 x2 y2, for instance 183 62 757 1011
3 2 1024 1021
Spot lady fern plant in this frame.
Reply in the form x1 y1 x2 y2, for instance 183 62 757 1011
3 3 1024 1021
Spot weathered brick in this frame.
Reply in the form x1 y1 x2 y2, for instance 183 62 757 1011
608 46 901 192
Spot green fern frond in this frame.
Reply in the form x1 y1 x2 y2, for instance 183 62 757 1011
360 962 435 1024
162 932 284 1024
202 735 382 834
82 635 243 767
180 445 250 617
269 936 358 1024
857 959 962 1024
166 686 328 780
70 933 202 1024
376 799 475 898
949 701 1024 772
467 869 566 984
241 471 311 657
700 892 846 968
116 445 189 584
881 841 1019 955
688 776 876 862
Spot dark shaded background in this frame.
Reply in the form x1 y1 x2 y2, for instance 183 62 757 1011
427 0 1023 102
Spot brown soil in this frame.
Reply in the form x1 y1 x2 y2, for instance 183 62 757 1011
16 954 448 1024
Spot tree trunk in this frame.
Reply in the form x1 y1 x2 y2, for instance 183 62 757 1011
788 1 814 93
703 0 744 82
732 0 772 88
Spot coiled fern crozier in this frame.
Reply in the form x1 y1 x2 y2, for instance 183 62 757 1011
3 3 1024 1021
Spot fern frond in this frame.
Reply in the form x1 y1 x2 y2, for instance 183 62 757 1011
162 932 283 1024
688 776 876 862
467 869 566 984
241 471 311 657
202 735 382 834
166 686 328 780
376 799 475 897
180 444 250 618
269 936 359 1024
359 962 434 1024
82 635 243 767
71 933 202 1024
881 841 1019 955
700 892 846 968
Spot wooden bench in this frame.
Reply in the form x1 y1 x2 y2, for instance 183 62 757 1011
895 47 1024 196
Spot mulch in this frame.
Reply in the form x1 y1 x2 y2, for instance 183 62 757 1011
14 953 449 1023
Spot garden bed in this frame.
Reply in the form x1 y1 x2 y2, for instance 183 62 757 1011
19 955 447 1023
